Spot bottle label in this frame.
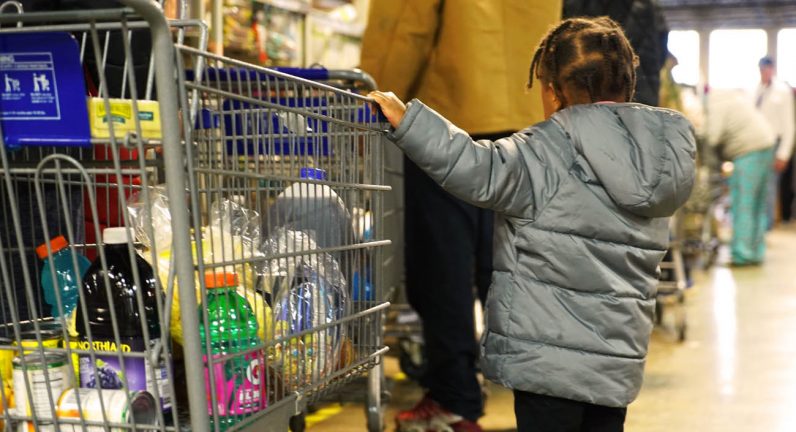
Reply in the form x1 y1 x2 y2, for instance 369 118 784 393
78 337 171 411
204 351 266 416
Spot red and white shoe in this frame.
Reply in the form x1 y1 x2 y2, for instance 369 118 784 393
395 394 483 432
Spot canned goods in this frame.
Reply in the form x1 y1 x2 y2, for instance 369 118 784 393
12 352 75 419
57 388 156 432
25 322 62 333
17 422 56 432
16 329 63 354
13 321 63 337
0 335 15 388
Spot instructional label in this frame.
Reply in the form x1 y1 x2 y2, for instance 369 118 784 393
0 32 90 148
0 53 60 120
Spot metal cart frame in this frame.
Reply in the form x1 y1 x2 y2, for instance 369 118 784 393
0 1 391 431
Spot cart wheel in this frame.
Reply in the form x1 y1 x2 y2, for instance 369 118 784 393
289 413 306 432
366 404 385 432
654 301 664 326
676 291 687 342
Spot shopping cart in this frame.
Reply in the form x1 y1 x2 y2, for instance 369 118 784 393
655 146 729 342
0 2 391 432
679 165 729 270
0 2 205 432
655 213 688 342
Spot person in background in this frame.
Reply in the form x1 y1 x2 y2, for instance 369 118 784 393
360 1 561 431
756 56 795 227
371 16 695 432
659 52 683 112
563 0 669 107
701 90 777 266
783 87 796 221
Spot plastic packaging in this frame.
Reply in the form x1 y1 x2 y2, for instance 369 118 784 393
75 227 171 412
262 228 348 386
266 168 353 254
36 236 90 320
128 190 272 346
127 185 172 254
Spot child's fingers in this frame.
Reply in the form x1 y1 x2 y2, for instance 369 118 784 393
368 91 387 102
369 91 397 104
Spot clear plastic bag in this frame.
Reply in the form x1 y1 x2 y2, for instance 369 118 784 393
263 228 348 387
127 185 172 253
210 197 262 249
128 193 272 346
204 198 272 343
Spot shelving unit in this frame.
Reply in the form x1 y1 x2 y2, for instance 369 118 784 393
206 0 367 69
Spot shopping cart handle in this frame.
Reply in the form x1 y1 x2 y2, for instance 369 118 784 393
272 67 330 81
274 68 379 92
185 67 329 83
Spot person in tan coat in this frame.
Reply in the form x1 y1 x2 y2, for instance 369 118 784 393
360 2 561 431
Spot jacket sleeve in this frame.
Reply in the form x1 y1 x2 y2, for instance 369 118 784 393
775 86 796 162
359 0 442 100
388 100 548 217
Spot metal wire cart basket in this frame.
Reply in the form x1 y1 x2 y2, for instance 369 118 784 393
0 1 391 431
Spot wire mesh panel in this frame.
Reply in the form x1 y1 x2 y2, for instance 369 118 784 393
174 45 391 431
0 3 390 432
0 3 206 432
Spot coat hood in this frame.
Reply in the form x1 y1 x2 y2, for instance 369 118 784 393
553 103 696 218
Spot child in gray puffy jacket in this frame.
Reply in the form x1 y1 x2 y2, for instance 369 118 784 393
371 17 696 432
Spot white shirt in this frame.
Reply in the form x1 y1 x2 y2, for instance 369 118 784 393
701 90 776 161
756 79 795 162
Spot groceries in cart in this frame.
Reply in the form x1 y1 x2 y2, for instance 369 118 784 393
75 227 171 411
0 226 171 429
262 228 349 388
266 168 353 252
36 236 91 333
57 388 158 431
199 272 266 429
128 188 273 346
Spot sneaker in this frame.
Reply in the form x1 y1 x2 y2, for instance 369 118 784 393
396 394 483 432
448 419 484 432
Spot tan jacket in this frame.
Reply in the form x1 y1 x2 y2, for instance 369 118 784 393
360 0 562 134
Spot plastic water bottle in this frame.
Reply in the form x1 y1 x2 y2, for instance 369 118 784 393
36 235 90 318
200 272 264 430
76 227 171 412
267 167 352 251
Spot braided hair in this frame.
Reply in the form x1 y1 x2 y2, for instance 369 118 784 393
529 17 639 107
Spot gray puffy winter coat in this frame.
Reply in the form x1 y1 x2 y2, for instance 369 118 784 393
388 101 696 407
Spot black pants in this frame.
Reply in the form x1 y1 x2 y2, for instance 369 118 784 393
514 391 627 432
404 131 504 421
779 155 794 221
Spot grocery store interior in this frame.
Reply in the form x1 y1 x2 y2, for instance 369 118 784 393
0 0 795 431
210 0 795 430
308 228 796 431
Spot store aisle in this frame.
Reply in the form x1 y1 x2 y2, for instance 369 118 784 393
626 224 796 431
308 226 796 431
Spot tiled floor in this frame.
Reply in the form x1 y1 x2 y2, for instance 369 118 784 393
309 226 796 431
